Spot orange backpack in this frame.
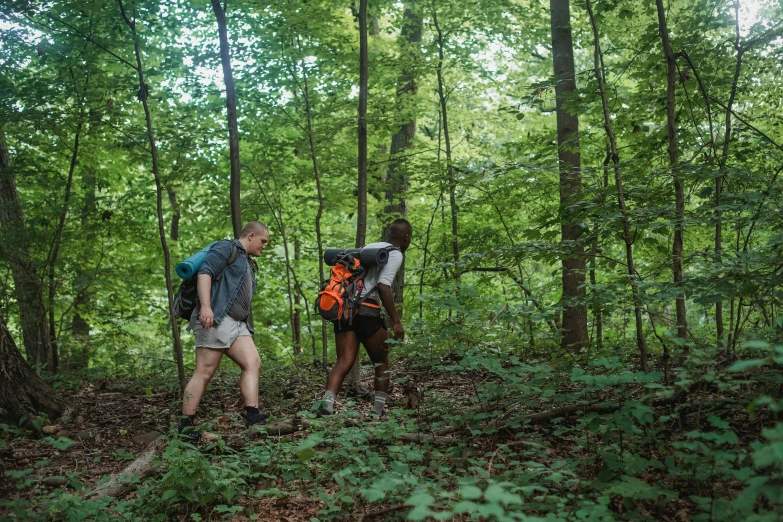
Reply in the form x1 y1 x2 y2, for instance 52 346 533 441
315 253 369 323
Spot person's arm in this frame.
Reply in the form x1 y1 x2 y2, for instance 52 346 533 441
377 283 404 340
196 241 232 329
197 274 213 329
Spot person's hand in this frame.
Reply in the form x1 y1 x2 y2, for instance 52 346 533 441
200 307 214 329
392 321 405 340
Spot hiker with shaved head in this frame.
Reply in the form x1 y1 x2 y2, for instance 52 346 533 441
317 218 413 417
178 221 270 440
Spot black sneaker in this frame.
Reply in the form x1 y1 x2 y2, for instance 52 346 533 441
177 417 200 443
315 406 334 417
243 409 268 428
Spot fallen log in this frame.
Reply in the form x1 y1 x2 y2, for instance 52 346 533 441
86 440 163 501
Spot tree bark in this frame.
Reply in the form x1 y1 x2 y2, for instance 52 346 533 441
210 0 243 239
349 0 370 390
586 0 647 370
0 131 54 371
166 185 180 241
655 0 687 342
550 0 588 351
119 0 186 390
0 310 68 423
356 0 369 250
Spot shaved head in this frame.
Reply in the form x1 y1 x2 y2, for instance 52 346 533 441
240 221 268 238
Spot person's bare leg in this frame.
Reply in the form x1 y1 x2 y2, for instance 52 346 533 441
362 328 390 394
319 331 360 414
326 331 360 395
182 347 224 416
224 335 261 408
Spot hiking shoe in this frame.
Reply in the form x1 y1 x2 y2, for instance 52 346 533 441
315 406 334 418
177 423 201 444
243 410 268 428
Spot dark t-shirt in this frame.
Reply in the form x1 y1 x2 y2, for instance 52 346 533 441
227 258 254 321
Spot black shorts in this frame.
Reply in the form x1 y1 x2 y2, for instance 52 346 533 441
333 315 386 343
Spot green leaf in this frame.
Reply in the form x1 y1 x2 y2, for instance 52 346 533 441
45 437 76 451
741 340 770 350
298 447 316 462
405 491 435 507
727 359 765 372
361 488 385 502
459 485 482 500
483 483 522 505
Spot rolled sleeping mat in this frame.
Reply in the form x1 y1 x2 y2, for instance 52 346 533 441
323 247 390 267
323 248 361 266
176 242 217 279
359 246 391 267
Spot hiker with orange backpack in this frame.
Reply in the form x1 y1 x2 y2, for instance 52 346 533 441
315 218 412 417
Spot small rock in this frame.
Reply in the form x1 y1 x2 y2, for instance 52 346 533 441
42 425 60 435
73 430 95 444
132 431 163 445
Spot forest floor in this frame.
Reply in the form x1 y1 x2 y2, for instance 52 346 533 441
0 349 773 521
1 357 465 520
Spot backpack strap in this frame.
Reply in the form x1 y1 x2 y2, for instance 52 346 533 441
215 241 241 282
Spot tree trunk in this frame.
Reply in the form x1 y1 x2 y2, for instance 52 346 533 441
716 3 743 351
655 0 687 342
586 0 647 370
382 0 422 309
47 118 83 373
210 0 243 239
349 0 370 390
0 310 68 423
119 0 186 390
432 8 459 275
298 46 329 369
0 131 54 371
356 0 369 250
293 236 302 354
297 44 329 370
166 185 180 241
70 169 96 370
550 0 588 351
280 222 298 355
585 0 646 366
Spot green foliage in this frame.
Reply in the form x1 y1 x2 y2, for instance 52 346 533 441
2 0 783 519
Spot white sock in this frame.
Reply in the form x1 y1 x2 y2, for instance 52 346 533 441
322 390 336 413
374 391 387 416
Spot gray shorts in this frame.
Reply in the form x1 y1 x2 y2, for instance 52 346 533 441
189 313 252 349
